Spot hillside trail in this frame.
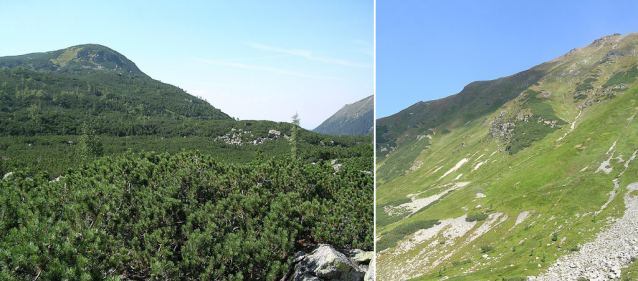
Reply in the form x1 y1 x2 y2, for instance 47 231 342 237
556 109 581 142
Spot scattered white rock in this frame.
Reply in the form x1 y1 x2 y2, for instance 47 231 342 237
624 150 638 169
472 161 487 172
467 213 507 242
405 215 477 251
606 141 617 155
428 166 443 176
383 214 479 280
510 211 531 231
439 158 469 180
596 178 620 215
596 154 615 174
333 163 342 173
48 175 65 183
385 182 470 216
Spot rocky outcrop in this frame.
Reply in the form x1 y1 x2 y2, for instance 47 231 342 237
214 128 287 145
286 245 373 281
214 128 250 145
330 160 343 173
489 111 515 142
364 258 375 281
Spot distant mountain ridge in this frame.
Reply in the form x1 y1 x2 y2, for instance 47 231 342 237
313 95 373 135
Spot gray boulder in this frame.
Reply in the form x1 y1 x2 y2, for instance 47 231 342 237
349 249 373 264
288 245 366 281
364 258 375 281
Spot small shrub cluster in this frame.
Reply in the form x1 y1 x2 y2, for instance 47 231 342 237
575 77 597 92
480 245 494 253
452 259 472 267
603 65 638 88
507 120 557 154
466 213 489 222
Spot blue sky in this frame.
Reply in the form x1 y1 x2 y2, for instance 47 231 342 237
0 1 373 129
377 0 638 118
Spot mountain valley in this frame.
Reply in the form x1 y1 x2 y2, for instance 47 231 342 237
0 44 373 280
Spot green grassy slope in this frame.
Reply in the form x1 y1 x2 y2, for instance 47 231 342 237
377 32 638 280
376 66 550 184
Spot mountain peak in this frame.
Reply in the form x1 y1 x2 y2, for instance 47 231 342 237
313 95 373 136
550 32 638 63
0 44 145 76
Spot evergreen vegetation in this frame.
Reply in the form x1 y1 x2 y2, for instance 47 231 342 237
603 65 638 88
0 151 372 280
465 213 488 222
575 77 597 92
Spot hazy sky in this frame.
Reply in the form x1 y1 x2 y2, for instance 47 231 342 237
377 0 638 118
0 1 373 129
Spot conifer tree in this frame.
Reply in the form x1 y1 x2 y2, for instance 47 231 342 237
76 122 104 159
290 112 300 159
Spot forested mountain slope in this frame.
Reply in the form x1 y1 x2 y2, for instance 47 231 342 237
0 45 372 176
0 44 231 137
377 32 638 280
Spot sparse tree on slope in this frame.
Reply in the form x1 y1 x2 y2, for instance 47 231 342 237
290 112 300 159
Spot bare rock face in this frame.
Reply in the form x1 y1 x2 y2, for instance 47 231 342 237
489 112 515 142
287 245 371 281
